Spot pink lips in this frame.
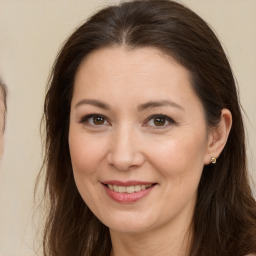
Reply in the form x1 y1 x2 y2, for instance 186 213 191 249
102 180 156 203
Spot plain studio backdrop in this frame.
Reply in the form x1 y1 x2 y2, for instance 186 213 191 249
0 0 255 255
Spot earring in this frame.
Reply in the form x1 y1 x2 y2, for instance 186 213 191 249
210 157 217 164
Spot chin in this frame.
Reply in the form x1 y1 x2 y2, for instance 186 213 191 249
101 213 157 234
109 223 150 234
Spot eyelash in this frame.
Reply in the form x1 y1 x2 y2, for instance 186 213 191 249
79 114 175 128
79 114 110 126
144 114 175 128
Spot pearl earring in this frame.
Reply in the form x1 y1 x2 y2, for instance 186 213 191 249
210 157 217 164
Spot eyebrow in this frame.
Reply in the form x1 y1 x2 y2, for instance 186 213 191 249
137 100 184 112
74 99 184 111
75 99 111 110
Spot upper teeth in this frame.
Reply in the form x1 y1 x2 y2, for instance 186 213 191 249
107 184 152 193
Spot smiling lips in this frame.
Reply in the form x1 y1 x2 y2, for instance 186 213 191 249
107 184 153 193
103 181 156 203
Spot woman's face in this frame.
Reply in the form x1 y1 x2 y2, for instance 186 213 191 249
69 47 212 234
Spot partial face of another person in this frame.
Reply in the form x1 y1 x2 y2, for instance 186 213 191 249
69 47 213 235
0 86 5 158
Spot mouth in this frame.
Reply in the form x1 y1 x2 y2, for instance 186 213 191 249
105 184 154 193
102 182 156 203
101 181 157 203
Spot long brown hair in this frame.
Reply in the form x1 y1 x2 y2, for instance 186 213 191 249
39 0 256 255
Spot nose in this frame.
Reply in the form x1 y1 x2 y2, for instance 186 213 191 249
107 126 145 171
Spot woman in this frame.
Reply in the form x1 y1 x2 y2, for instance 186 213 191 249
40 0 256 255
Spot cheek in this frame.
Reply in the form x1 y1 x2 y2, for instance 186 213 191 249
68 131 105 207
69 131 106 176
148 135 206 214
146 132 207 181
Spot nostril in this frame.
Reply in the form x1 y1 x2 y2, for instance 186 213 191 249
107 149 145 171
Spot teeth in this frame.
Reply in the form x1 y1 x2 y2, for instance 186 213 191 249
107 184 152 193
126 186 135 193
134 185 141 192
118 186 126 193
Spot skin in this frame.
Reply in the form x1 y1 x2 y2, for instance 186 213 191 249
69 47 232 256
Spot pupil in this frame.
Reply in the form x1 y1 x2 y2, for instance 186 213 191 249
154 117 165 126
93 116 104 125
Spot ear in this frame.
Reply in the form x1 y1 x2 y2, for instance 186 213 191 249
204 108 232 165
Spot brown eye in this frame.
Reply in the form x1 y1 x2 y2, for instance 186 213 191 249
145 114 175 128
153 117 166 126
93 116 105 125
80 114 109 127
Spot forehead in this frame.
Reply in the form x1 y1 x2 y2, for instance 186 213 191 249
77 46 183 74
72 47 205 112
74 46 191 91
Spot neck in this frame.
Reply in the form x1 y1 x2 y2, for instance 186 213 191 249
110 221 192 256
